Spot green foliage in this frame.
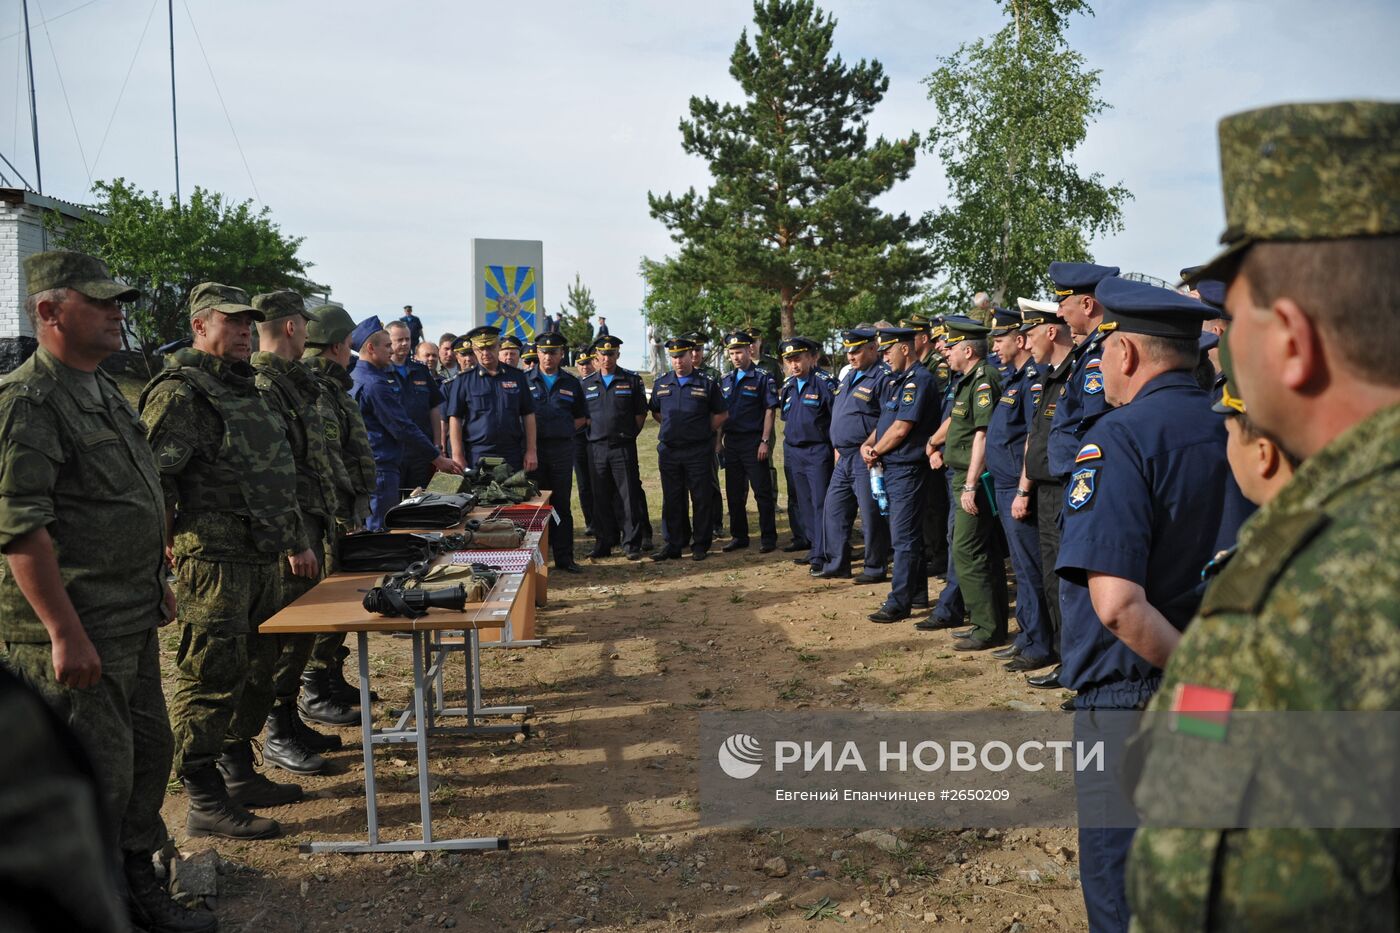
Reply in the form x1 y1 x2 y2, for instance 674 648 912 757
556 273 598 348
648 0 931 340
46 179 315 350
922 0 1129 305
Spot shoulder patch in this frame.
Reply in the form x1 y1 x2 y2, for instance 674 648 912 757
1067 467 1097 510
1075 443 1103 463
1083 370 1104 395
1085 359 1102 370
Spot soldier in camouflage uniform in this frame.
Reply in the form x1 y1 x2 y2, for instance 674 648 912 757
0 251 215 932
1129 101 1400 930
300 304 378 720
249 291 349 774
140 282 317 841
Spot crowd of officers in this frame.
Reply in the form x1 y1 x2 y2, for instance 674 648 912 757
0 100 1395 933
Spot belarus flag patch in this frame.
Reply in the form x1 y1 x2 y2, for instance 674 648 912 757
1169 683 1235 741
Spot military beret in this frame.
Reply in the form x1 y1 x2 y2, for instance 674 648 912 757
534 331 568 350
987 306 1023 337
1016 297 1064 331
1192 100 1400 283
305 304 356 346
724 330 753 349
594 334 623 353
251 290 308 322
941 315 990 345
1094 277 1219 339
841 327 877 349
1048 262 1119 297
24 249 139 301
349 315 383 352
464 325 502 348
189 282 263 321
876 326 917 348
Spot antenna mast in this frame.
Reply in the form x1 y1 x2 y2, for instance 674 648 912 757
21 0 42 193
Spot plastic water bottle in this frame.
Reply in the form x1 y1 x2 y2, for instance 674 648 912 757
870 463 889 516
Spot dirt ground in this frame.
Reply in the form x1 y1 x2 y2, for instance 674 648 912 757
158 524 1087 933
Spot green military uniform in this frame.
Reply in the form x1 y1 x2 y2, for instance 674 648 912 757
1128 101 1400 929
941 319 1008 647
139 288 306 785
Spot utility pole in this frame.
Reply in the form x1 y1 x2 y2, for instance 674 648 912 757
21 0 42 193
169 0 181 203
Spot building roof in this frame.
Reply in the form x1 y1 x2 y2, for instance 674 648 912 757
0 187 105 223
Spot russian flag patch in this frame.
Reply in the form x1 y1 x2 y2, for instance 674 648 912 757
1075 444 1102 463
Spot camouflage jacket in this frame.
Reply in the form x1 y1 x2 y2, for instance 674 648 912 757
302 353 375 530
251 351 338 529
0 348 166 642
139 348 306 562
1128 402 1400 931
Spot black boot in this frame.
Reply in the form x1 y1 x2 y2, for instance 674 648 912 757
182 763 279 840
328 645 376 704
299 667 359 726
217 740 303 808
291 700 342 752
263 700 328 775
124 850 218 933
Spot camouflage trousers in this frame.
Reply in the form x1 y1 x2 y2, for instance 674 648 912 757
306 525 349 672
271 518 328 699
5 627 173 856
169 557 282 776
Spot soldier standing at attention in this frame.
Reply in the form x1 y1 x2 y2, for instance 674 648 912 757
777 337 836 574
1129 100 1400 931
139 283 315 840
902 314 951 581
573 346 598 536
816 328 891 582
862 326 939 623
249 291 350 773
525 332 587 572
923 317 1009 650
445 325 538 472
718 331 779 553
386 320 445 492
581 336 650 559
649 336 728 561
0 251 215 933
299 305 378 726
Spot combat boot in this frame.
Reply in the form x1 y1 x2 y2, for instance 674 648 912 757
182 764 279 840
262 700 328 774
299 667 359 726
327 645 377 704
217 740 303 808
291 700 342 752
124 850 218 933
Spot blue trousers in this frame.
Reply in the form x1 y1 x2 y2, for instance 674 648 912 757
659 443 719 554
881 461 928 613
530 437 577 566
590 441 646 552
785 444 834 567
1074 710 1139 933
368 466 400 532
931 472 965 622
722 433 777 547
820 448 890 577
784 457 809 547
994 484 1052 661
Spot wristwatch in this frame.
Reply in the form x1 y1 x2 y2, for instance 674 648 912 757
962 484 977 493
1015 488 1033 498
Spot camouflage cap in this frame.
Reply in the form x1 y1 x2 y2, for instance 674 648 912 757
305 304 355 346
251 290 308 322
189 282 263 321
1192 100 1400 282
24 249 139 301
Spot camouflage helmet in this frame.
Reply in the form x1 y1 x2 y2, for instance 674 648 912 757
305 304 356 346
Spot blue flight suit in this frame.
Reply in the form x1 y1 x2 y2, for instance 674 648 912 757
581 368 649 554
1047 330 1109 477
649 371 727 556
349 363 439 531
779 371 836 568
720 365 779 547
393 358 445 491
444 363 535 469
872 363 940 615
526 368 586 567
930 369 967 624
820 363 891 579
985 358 1052 662
1054 370 1232 933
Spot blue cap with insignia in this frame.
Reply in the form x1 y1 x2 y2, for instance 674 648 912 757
521 343 538 362
463 325 502 348
876 325 917 349
987 306 1022 337
349 314 383 353
1094 276 1220 339
841 327 877 349
594 334 624 353
499 334 523 350
665 336 696 356
941 315 990 345
1048 261 1120 297
780 337 818 358
724 330 753 350
535 331 568 350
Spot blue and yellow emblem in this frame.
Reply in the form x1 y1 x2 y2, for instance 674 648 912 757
484 265 538 341
1083 358 1103 395
1068 467 1097 510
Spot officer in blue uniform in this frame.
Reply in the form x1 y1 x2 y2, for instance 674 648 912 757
863 327 940 623
1054 276 1229 933
778 337 836 573
718 331 780 552
498 333 523 369
444 326 537 472
649 336 727 561
521 342 538 373
349 318 458 530
817 328 891 582
389 328 445 491
526 332 587 572
1047 261 1118 479
920 325 967 629
580 336 649 560
572 346 598 535
983 307 1053 670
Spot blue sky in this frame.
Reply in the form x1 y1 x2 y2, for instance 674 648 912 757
3 0 1398 368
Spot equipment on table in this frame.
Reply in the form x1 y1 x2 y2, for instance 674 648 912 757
384 492 478 528
361 561 500 619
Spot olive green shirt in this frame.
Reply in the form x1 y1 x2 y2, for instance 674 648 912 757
943 361 999 472
1128 402 1400 931
0 348 166 643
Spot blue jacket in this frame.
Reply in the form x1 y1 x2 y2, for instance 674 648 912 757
649 370 727 447
349 362 438 468
1048 330 1109 478
829 363 889 449
392 359 444 445
443 363 535 464
580 367 647 444
720 366 778 435
779 370 836 447
985 358 1043 487
874 362 940 466
526 368 586 442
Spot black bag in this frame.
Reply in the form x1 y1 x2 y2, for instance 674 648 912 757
337 532 441 572
383 492 477 529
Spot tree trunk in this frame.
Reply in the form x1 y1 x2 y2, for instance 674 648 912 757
780 285 796 338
